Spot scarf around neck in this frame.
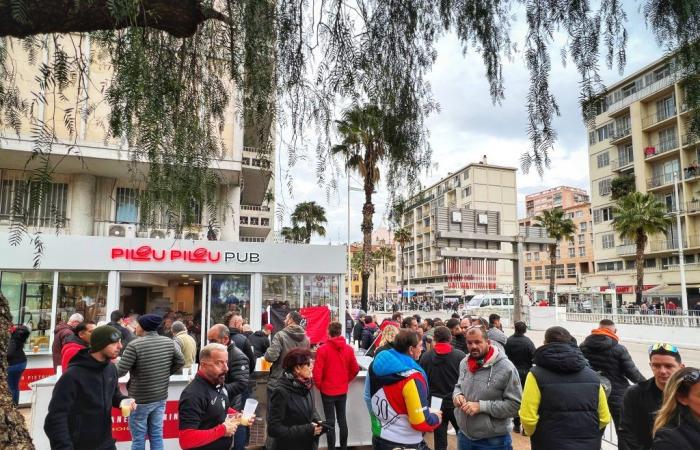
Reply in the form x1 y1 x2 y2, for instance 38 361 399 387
467 346 496 373
285 370 314 390
591 327 619 341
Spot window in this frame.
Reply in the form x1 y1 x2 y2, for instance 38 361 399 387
593 207 614 223
116 187 139 223
568 247 575 257
645 258 657 269
578 234 585 245
658 127 678 151
525 267 533 280
589 131 596 145
656 95 676 121
263 274 301 309
463 186 471 197
526 252 532 262
602 234 615 249
597 152 610 168
566 264 576 278
579 246 586 256
590 233 594 243
615 115 631 136
556 265 565 279
534 252 540 261
210 274 252 325
625 260 636 270
303 275 340 320
576 211 584 218
579 222 587 232
0 271 53 353
597 123 615 142
555 248 560 258
599 178 612 196
553 194 562 206
463 169 470 180
598 261 623 271
0 179 69 227
534 267 543 280
57 272 108 325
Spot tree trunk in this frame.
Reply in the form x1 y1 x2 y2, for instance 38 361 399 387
360 177 375 313
373 263 377 305
549 243 557 305
0 0 228 38
635 230 647 305
400 244 405 307
0 294 35 449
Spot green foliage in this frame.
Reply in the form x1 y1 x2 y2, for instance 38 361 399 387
290 201 327 243
534 207 576 243
612 192 672 243
611 173 636 200
281 225 304 242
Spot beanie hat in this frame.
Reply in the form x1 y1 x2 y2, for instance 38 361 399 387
90 325 121 353
138 314 162 332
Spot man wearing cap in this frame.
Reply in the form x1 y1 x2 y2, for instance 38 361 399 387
118 313 185 450
45 325 135 450
619 343 685 450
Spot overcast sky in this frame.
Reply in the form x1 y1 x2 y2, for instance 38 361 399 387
274 1 665 244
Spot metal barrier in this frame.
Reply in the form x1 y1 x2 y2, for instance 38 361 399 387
566 311 700 327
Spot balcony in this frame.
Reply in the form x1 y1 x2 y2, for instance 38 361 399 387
682 133 699 147
646 172 675 190
610 127 632 144
642 107 677 129
240 204 271 212
616 243 636 256
611 154 634 171
687 200 700 214
644 138 679 160
607 69 683 115
649 237 687 253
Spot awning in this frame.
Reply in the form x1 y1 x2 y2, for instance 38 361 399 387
643 285 679 295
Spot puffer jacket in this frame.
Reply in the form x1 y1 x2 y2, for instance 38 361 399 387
580 330 645 397
419 343 466 404
312 336 360 396
264 325 309 387
505 333 536 383
360 323 378 350
267 372 321 450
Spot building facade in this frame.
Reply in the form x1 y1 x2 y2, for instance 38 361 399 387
399 157 518 301
519 187 595 302
585 54 700 309
348 229 399 304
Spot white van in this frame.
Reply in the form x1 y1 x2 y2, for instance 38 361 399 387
463 294 514 310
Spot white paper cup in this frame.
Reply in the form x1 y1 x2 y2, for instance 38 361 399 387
431 396 442 411
243 398 258 415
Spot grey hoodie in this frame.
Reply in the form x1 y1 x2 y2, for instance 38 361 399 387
264 325 309 387
487 328 507 353
452 346 522 440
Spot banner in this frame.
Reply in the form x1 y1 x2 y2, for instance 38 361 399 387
300 306 331 345
112 400 180 441
20 367 56 391
269 303 290 333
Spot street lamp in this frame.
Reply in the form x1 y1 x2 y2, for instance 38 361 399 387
673 172 689 312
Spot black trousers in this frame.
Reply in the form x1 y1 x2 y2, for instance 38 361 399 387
433 403 459 450
609 393 629 450
321 393 348 450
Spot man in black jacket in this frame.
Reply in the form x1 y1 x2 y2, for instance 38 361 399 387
419 326 466 450
580 319 645 450
352 310 365 344
223 312 256 374
247 324 272 359
445 318 467 353
44 325 134 450
178 343 241 450
619 343 684 450
107 310 135 352
505 321 536 433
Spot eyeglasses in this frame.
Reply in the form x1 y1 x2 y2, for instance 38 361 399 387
648 343 679 355
683 370 700 385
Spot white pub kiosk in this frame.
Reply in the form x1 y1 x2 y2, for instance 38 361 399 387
1 234 374 448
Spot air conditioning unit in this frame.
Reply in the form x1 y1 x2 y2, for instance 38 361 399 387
108 225 126 237
124 225 136 238
149 229 166 239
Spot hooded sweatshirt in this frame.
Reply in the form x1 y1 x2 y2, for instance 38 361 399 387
365 348 440 445
312 336 360 396
52 323 73 368
419 343 466 404
264 325 309 387
487 328 508 352
44 348 127 450
452 346 522 440
248 330 270 359
60 334 89 371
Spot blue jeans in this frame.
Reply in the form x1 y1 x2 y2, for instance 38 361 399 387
8 361 26 405
457 431 512 450
129 399 166 450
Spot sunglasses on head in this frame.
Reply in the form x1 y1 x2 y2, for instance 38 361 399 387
683 369 700 386
648 342 679 355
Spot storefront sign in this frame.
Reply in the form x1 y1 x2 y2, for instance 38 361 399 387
112 400 179 441
20 367 56 391
111 246 260 264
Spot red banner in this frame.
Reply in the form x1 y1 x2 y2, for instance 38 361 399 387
112 400 180 441
300 306 331 345
19 367 56 391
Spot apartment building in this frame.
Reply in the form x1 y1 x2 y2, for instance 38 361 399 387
348 229 399 302
399 157 518 301
0 39 274 243
586 54 700 308
519 187 595 302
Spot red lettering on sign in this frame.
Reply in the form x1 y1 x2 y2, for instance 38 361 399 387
111 248 125 259
170 250 183 260
111 246 226 264
19 367 56 391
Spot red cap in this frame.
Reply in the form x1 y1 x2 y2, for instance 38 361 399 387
264 324 274 331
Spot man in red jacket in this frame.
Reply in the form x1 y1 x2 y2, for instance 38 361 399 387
313 321 360 450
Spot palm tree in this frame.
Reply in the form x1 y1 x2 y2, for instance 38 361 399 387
612 192 673 304
290 201 327 243
393 227 411 303
332 104 387 312
535 208 576 305
374 246 396 304
281 226 305 243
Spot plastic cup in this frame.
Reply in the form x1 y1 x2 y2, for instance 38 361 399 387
243 398 258 415
120 399 133 417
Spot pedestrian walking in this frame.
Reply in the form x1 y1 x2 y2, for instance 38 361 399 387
264 311 310 390
360 316 379 350
8 324 30 404
352 311 366 345
453 325 522 450
51 313 83 368
652 367 700 449
173 320 198 368
108 310 136 352
487 314 507 352
117 313 185 450
620 343 685 450
177 343 242 450
505 321 536 434
313 322 360 450
419 326 466 450
206 324 251 450
44 325 135 450
366 329 442 450
60 321 96 371
267 348 324 450
519 326 611 449
248 324 272 359
580 319 646 450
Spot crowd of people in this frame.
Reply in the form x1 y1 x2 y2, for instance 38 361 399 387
6 301 700 450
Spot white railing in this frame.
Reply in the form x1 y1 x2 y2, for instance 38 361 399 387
240 204 271 212
607 70 683 114
566 311 700 327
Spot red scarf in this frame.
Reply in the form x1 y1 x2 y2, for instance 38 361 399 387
591 328 619 342
467 346 495 373
434 342 452 355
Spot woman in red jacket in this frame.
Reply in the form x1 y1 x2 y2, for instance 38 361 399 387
313 322 360 450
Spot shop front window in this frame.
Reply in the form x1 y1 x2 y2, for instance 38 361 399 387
1 271 53 352
210 274 251 326
303 274 340 320
57 272 108 325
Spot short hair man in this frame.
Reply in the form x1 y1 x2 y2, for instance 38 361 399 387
60 321 96 371
519 326 610 449
580 319 645 450
178 343 241 450
45 325 134 449
619 343 685 450
402 316 418 331
173 320 198 368
486 314 507 352
504 321 536 433
446 318 467 353
419 326 466 450
453 325 522 449
264 311 310 389
223 313 256 374
51 313 84 368
248 323 273 359
108 310 135 351
207 324 250 402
